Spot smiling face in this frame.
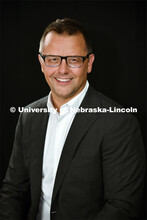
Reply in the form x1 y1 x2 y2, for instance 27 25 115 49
38 31 95 109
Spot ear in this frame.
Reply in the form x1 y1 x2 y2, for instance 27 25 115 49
38 53 44 73
87 53 95 74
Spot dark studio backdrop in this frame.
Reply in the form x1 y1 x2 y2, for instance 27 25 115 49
0 0 146 217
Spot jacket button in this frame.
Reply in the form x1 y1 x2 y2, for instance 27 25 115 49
51 211 56 214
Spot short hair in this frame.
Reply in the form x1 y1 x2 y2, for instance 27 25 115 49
39 18 92 53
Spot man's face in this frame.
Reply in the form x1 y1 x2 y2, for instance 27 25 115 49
39 31 94 106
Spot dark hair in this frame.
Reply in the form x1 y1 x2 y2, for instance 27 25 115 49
39 18 92 53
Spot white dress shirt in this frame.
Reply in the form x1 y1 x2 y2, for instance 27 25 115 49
36 81 89 220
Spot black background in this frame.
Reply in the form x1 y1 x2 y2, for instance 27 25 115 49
0 0 146 217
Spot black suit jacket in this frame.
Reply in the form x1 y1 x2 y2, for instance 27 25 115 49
0 86 145 220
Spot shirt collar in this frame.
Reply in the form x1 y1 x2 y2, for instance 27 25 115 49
47 81 89 113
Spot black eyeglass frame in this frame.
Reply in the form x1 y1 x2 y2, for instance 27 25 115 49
39 52 92 67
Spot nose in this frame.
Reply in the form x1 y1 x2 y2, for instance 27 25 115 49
58 58 69 74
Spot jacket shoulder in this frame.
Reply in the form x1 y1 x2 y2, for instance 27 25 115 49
25 95 48 108
18 95 48 125
86 86 122 108
85 86 139 127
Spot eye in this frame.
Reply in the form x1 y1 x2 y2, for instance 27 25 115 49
45 56 60 65
69 57 82 63
49 57 58 62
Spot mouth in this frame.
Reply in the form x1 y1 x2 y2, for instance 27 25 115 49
55 77 72 83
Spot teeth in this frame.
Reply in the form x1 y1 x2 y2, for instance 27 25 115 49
56 78 71 82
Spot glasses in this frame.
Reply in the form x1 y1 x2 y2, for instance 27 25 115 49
39 53 91 67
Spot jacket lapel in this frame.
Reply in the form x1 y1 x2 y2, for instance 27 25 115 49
51 87 100 203
30 111 49 189
29 99 49 216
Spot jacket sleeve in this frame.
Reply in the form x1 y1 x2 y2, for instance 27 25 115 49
0 113 31 220
93 115 145 220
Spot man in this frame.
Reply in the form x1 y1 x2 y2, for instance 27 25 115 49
0 18 145 220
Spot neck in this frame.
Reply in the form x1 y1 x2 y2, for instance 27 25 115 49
51 95 71 113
